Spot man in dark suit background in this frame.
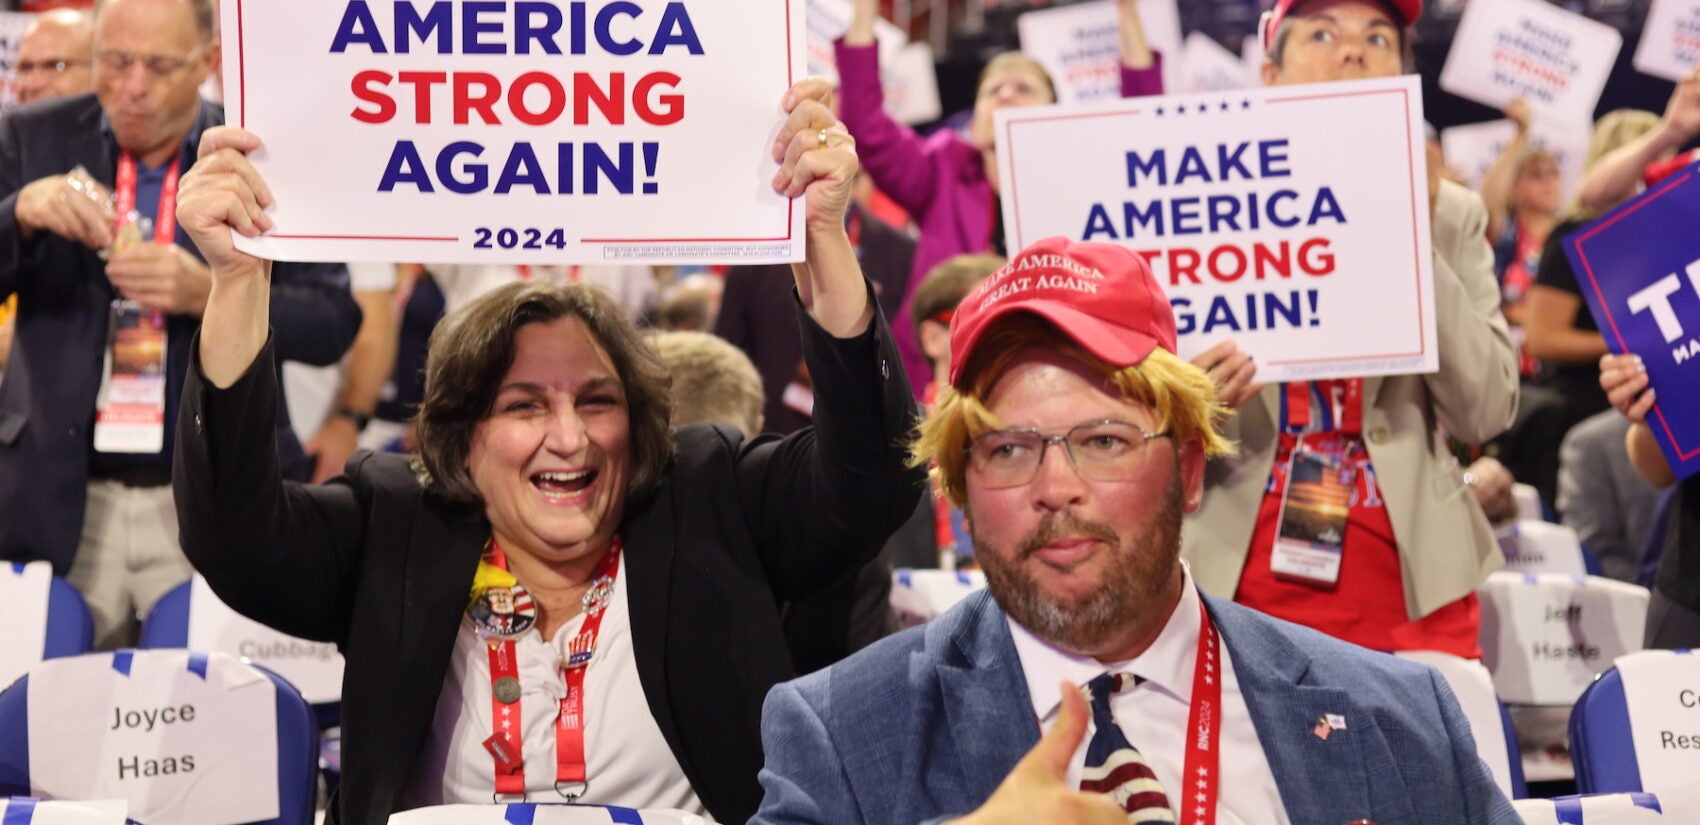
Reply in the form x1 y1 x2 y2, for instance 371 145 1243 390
0 0 359 648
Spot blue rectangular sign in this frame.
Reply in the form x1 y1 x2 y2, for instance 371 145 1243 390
1565 166 1700 482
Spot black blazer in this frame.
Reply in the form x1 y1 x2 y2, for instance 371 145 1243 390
173 300 923 825
0 93 360 572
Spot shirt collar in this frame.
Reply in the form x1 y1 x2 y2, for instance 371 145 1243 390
1010 563 1203 721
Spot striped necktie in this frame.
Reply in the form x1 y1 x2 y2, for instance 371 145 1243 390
1079 672 1176 823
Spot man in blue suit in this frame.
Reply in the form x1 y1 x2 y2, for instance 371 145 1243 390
752 236 1521 825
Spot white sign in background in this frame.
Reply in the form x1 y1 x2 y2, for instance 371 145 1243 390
1440 117 1589 208
26 651 280 825
994 75 1438 382
1439 0 1622 126
1177 31 1250 94
1617 650 1700 794
226 0 806 265
0 11 35 115
802 0 905 88
1016 0 1182 105
187 574 344 705
0 560 52 693
882 41 943 125
1635 0 1700 83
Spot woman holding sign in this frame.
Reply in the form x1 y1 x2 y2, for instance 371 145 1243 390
169 84 923 825
835 0 1163 390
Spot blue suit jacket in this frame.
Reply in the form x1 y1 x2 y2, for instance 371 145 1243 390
754 590 1521 825
0 93 359 573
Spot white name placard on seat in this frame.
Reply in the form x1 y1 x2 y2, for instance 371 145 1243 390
187 574 345 704
0 561 53 691
387 803 717 825
1497 520 1589 577
890 569 986 628
1478 572 1649 705
0 799 128 825
25 650 279 825
1617 650 1700 793
1515 788 1700 824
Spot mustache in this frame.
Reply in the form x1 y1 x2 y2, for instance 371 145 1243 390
1015 510 1119 559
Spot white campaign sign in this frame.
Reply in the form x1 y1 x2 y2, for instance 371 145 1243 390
1241 34 1265 84
25 651 279 825
0 560 53 692
186 574 344 704
802 0 904 89
1617 650 1700 793
1477 572 1649 705
0 11 35 115
882 41 942 126
1015 0 1182 104
1439 0 1622 126
225 0 805 265
1439 117 1589 208
1636 0 1700 83
994 75 1437 381
1177 31 1249 94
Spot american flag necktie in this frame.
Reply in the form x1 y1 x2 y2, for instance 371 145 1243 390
1079 672 1177 823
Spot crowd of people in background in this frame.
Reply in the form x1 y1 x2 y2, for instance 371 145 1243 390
2 0 1698 822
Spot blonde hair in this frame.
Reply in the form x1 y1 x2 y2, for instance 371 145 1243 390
910 315 1235 508
1562 109 1662 220
648 330 764 439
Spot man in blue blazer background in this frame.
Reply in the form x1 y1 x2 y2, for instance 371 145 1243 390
751 235 1520 825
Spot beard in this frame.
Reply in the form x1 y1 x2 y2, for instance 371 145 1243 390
972 471 1186 656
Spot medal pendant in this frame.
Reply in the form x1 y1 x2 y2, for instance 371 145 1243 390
493 676 522 704
581 575 614 616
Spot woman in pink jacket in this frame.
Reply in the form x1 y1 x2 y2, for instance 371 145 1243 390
836 0 1163 389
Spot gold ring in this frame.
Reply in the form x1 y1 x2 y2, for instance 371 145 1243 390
817 128 829 150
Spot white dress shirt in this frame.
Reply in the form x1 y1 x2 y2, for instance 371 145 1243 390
402 569 706 815
1009 567 1291 824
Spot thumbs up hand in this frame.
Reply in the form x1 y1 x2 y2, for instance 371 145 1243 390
953 683 1129 825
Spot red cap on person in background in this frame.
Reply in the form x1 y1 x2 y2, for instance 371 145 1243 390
947 236 1176 389
1260 0 1423 51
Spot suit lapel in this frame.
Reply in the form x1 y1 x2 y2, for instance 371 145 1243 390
1208 598 1381 825
932 592 1039 808
618 485 679 759
400 501 486 665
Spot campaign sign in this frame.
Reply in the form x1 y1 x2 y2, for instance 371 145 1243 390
0 11 35 115
1635 0 1700 83
1564 168 1700 482
1015 0 1181 105
224 0 805 265
1177 31 1249 94
802 0 904 90
1439 117 1588 209
994 75 1437 382
1439 0 1621 126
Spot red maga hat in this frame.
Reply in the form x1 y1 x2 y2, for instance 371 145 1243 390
947 236 1176 389
1260 0 1422 51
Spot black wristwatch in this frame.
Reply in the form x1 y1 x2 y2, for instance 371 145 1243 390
334 406 372 431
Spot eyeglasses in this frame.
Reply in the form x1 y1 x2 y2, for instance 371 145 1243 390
12 58 92 77
966 419 1169 489
94 47 201 77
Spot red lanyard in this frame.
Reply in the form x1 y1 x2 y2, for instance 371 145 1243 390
1180 597 1223 825
480 539 622 800
114 151 182 246
1282 379 1363 437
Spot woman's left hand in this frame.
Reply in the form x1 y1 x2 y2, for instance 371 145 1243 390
772 78 858 230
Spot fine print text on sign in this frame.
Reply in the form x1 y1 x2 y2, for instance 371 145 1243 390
224 0 805 264
1564 167 1700 482
994 75 1436 382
